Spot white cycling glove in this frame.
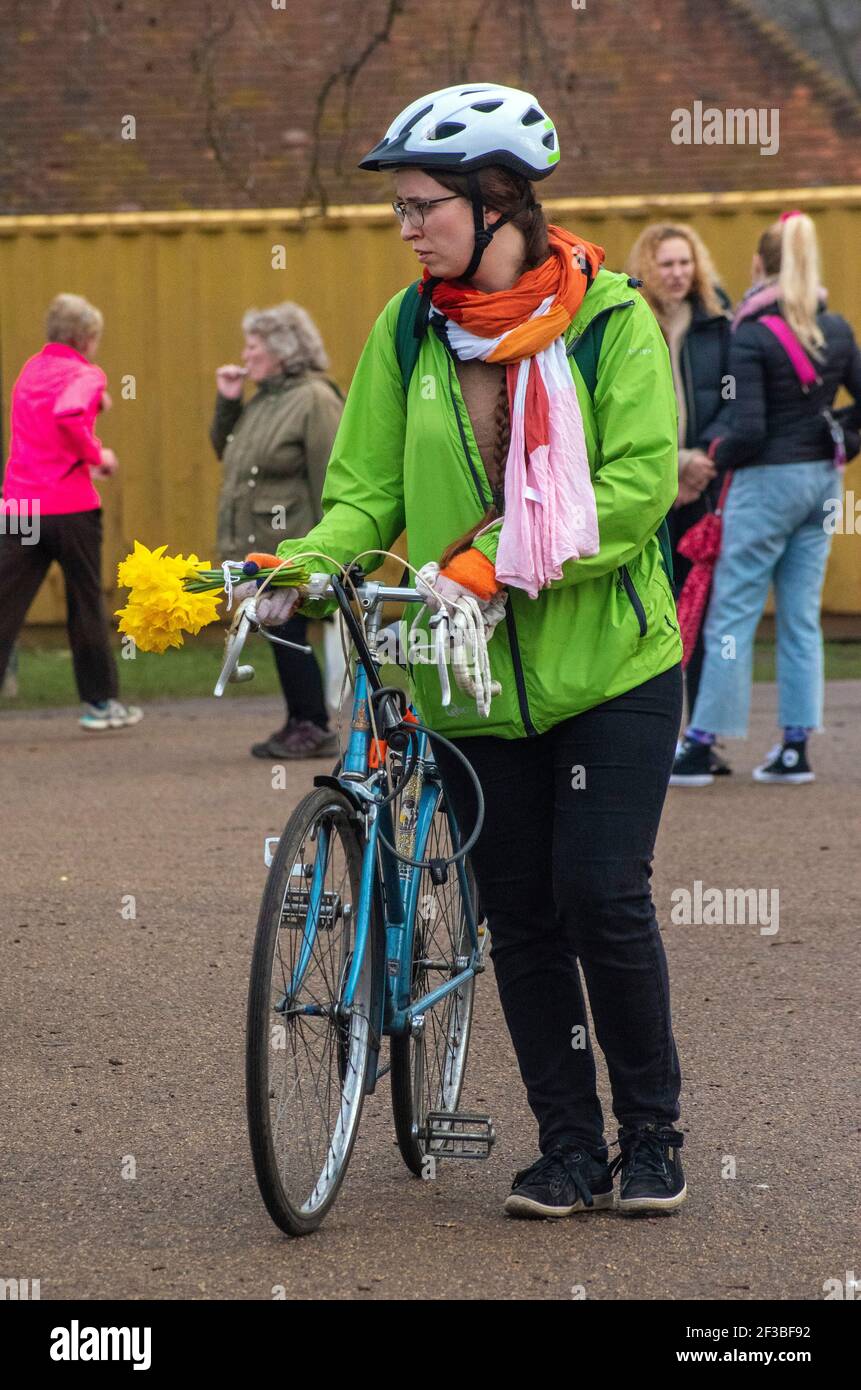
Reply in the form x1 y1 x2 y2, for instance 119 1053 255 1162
416 562 507 637
415 562 506 716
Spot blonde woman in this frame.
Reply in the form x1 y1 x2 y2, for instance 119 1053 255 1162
0 293 140 730
211 302 344 758
671 212 861 785
627 224 733 753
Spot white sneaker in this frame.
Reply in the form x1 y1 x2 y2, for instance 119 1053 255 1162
79 699 144 731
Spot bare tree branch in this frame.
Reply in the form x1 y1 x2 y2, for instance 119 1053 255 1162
811 0 861 97
300 0 407 212
188 2 253 199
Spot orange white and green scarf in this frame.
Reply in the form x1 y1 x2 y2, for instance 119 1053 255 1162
422 225 605 598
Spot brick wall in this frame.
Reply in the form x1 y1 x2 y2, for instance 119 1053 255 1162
1 0 860 214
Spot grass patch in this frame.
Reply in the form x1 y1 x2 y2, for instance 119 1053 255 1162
2 631 860 710
752 640 861 683
0 627 321 709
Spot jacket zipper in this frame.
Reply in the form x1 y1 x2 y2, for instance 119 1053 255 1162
680 336 699 442
619 564 647 638
445 352 538 737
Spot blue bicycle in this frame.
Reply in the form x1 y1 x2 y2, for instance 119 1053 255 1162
215 568 495 1235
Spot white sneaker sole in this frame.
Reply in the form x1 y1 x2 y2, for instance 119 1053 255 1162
752 768 814 784
80 711 144 731
504 1189 615 1219
618 1183 687 1215
668 773 713 787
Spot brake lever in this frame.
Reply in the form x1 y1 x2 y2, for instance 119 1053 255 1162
429 610 451 707
214 600 256 697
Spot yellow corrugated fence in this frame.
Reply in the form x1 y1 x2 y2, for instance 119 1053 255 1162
1 186 859 623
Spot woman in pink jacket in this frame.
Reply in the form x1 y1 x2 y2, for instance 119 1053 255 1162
0 293 141 730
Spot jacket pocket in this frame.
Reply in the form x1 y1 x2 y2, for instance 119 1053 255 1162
618 564 647 638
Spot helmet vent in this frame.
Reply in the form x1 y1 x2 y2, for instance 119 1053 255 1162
521 107 545 126
471 100 503 113
542 131 556 149
431 121 467 140
399 103 434 138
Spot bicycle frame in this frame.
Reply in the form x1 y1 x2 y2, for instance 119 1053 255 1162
312 650 484 1073
218 571 485 1067
339 659 483 1043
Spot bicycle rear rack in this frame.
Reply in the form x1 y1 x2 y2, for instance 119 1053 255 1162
418 1111 496 1160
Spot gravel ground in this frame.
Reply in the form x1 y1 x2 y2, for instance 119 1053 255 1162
1 682 858 1301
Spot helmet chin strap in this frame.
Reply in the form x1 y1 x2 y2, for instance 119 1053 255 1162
459 170 518 281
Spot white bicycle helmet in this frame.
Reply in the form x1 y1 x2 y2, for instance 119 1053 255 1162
358 82 560 180
359 83 560 282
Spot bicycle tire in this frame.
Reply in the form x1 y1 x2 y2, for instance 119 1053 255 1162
246 786 382 1235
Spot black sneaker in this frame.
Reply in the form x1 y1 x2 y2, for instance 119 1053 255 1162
503 1143 615 1219
609 1123 686 1215
669 737 714 787
710 745 733 777
752 741 814 784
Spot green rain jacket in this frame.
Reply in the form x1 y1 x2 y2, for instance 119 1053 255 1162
276 264 683 740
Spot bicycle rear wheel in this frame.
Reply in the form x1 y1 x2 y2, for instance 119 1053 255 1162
390 785 481 1176
246 787 381 1235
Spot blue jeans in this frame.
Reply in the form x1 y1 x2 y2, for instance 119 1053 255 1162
690 460 840 738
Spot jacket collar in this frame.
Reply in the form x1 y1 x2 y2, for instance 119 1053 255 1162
732 277 828 331
255 368 308 395
567 267 640 341
42 342 90 363
688 287 732 329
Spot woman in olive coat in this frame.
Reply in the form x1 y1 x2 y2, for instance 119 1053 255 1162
211 301 344 758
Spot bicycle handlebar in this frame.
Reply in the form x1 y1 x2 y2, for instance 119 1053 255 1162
214 570 427 697
301 572 424 608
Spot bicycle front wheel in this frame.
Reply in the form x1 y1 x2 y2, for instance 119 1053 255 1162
246 787 380 1235
390 785 480 1176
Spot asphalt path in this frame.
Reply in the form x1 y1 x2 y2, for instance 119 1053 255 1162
1 682 858 1300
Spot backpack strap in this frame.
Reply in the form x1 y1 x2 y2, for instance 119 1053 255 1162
394 281 424 393
568 313 608 398
759 314 821 391
655 516 675 590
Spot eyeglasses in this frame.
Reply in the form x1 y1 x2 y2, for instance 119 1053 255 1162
391 195 462 228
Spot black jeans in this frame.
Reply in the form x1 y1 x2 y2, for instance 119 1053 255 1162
267 614 329 728
0 508 118 704
433 663 684 1160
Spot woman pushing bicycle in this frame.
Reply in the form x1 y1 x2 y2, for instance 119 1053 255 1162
250 84 688 1219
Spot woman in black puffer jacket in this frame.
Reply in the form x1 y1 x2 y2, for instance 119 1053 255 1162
671 211 861 787
628 224 734 764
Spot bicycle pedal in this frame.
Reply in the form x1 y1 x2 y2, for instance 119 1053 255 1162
420 1111 496 1160
280 885 341 930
